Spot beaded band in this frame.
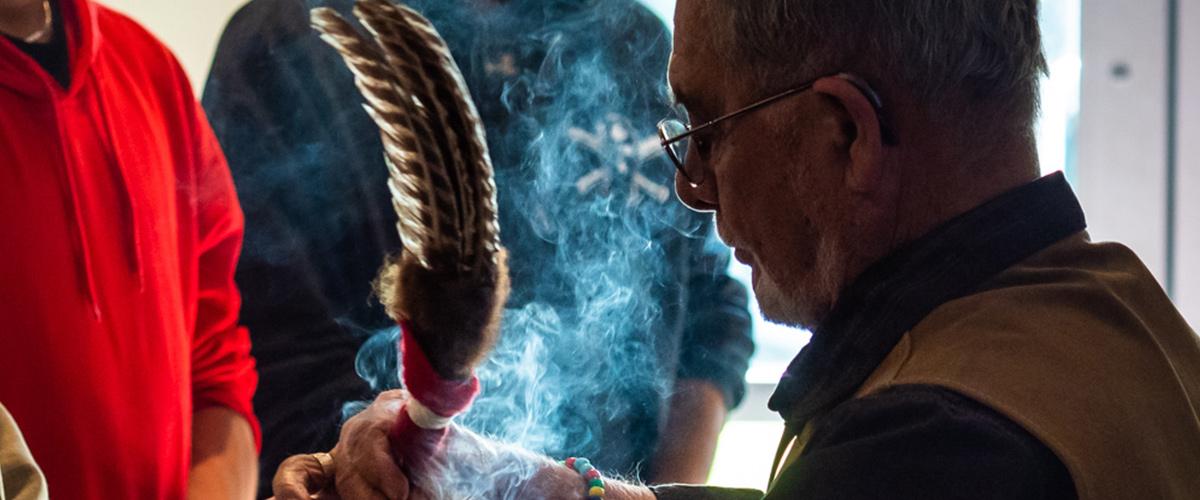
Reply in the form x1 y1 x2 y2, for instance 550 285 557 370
563 457 605 499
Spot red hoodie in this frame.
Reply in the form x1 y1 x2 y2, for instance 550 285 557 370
0 1 259 498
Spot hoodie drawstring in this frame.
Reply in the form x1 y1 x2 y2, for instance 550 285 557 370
51 98 103 321
89 70 145 293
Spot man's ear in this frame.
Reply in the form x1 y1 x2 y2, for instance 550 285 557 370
813 75 885 194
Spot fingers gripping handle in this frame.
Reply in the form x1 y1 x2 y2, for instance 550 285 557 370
389 321 480 461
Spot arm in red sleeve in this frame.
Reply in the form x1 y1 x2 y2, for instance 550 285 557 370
189 105 262 451
186 105 261 498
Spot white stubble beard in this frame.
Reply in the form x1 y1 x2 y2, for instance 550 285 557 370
754 232 847 330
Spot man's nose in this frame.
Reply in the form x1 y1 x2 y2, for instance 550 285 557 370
674 171 718 213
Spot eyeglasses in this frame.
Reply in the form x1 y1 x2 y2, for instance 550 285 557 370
657 73 894 186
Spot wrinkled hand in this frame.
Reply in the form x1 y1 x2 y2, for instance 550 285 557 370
333 390 419 499
272 390 425 500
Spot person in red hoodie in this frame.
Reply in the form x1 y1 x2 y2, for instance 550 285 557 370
0 0 260 498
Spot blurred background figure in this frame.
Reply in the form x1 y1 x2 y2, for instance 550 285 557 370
202 0 754 496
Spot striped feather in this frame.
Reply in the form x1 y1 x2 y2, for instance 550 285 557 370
357 0 501 266
310 4 502 270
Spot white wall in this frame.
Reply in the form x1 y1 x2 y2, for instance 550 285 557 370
104 0 674 92
1076 0 1170 282
1075 0 1198 326
1176 0 1200 326
98 0 246 91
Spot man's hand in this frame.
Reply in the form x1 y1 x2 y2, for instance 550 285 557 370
274 389 656 499
332 390 415 499
272 390 420 500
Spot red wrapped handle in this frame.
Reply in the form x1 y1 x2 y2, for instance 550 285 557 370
389 321 480 464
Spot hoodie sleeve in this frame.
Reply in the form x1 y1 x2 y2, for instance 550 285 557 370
188 99 262 450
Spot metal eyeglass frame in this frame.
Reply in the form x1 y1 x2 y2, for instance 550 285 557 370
657 72 896 186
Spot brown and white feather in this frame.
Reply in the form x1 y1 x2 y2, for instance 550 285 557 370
311 2 508 380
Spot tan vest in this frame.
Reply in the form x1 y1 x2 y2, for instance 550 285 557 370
0 404 48 500
850 233 1200 499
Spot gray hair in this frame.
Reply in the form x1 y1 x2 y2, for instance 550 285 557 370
717 0 1049 131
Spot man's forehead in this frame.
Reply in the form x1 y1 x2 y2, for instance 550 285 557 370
667 56 706 115
667 0 722 109
670 0 716 62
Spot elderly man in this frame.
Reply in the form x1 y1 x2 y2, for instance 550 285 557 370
274 0 1200 498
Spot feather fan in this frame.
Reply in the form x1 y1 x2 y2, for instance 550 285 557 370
312 0 508 381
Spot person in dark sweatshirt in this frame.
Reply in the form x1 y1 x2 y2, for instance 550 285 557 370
202 0 755 496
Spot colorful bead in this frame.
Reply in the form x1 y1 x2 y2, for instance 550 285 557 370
563 457 605 498
573 458 592 473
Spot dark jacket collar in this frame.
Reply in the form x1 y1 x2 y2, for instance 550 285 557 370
768 172 1087 426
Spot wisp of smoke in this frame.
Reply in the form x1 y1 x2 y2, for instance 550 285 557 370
345 1 703 496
